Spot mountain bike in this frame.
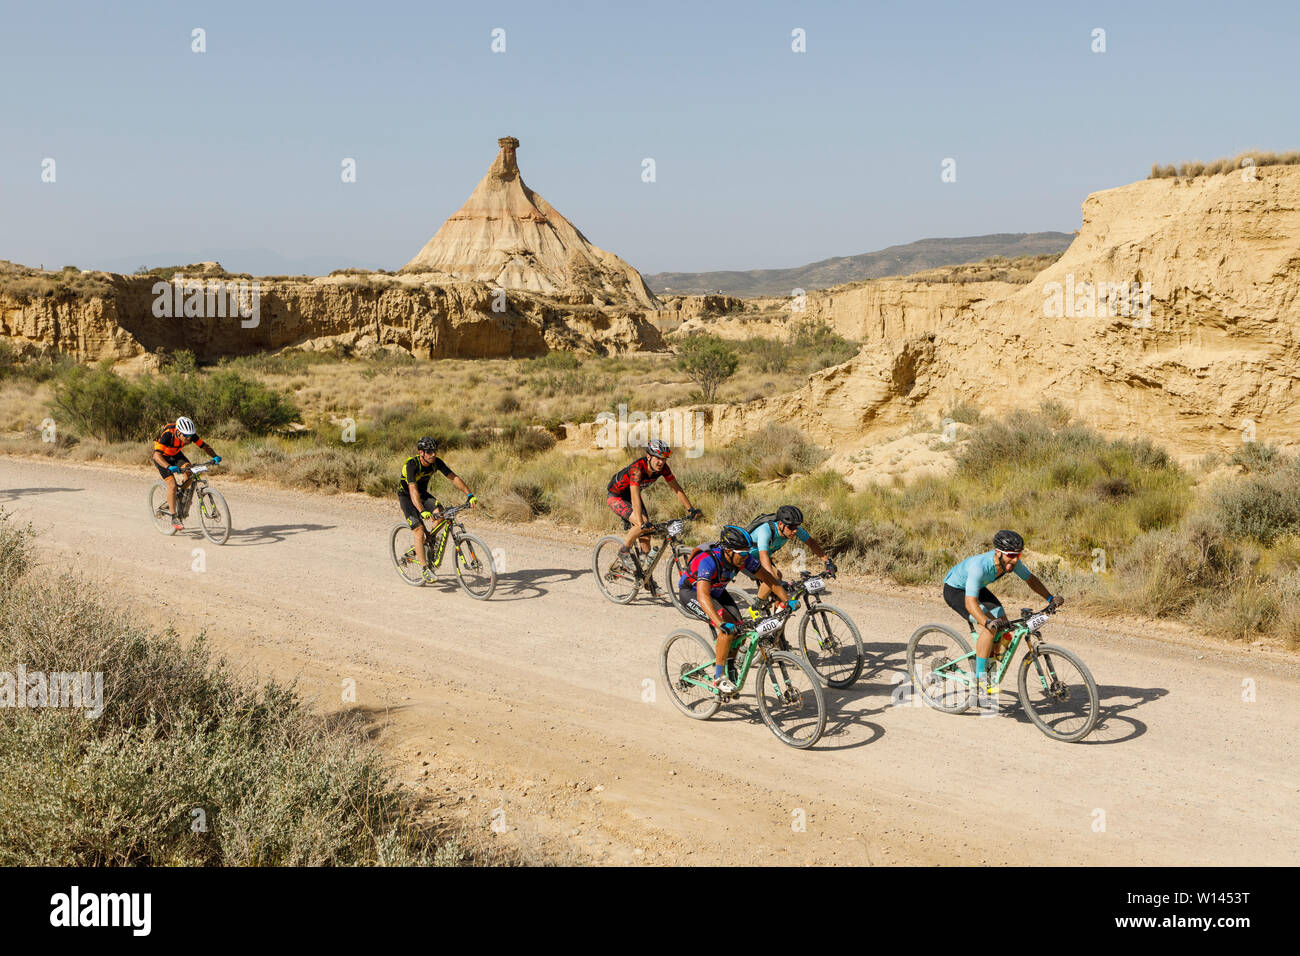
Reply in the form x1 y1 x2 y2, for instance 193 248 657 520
389 503 496 600
660 603 827 749
742 570 864 688
147 461 231 545
905 599 1098 742
592 513 698 605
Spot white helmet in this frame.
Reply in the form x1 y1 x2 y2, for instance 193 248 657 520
175 416 197 437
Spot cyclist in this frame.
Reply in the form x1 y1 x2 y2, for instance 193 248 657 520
151 416 221 531
678 525 795 695
606 439 700 589
942 530 1060 703
748 504 834 607
399 436 477 583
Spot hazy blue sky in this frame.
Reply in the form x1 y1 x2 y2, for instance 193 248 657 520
2 0 1297 275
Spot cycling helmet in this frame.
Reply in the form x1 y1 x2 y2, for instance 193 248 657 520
776 504 804 528
175 416 197 438
646 439 672 459
993 529 1024 553
416 436 439 454
719 525 753 552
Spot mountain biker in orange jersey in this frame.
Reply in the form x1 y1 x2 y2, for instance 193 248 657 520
399 436 476 583
606 439 700 589
942 530 1061 703
152 416 221 531
679 525 795 695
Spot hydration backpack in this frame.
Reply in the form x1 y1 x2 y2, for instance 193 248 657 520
682 543 725 587
746 513 778 535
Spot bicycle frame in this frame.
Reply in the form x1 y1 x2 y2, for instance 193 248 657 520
419 504 470 567
675 614 793 697
625 516 694 583
929 604 1062 690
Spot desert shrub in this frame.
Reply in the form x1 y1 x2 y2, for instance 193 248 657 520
1228 442 1283 473
1148 150 1300 179
721 424 828 482
1105 513 1247 618
1216 462 1300 545
0 342 74 383
0 514 446 866
532 351 582 371
788 320 858 372
675 335 738 403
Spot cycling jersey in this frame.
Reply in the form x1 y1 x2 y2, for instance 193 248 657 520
607 456 674 499
154 423 210 458
679 545 761 595
750 519 811 556
943 550 1031 596
397 455 453 497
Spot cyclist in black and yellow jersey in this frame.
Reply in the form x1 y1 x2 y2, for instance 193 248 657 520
398 436 476 583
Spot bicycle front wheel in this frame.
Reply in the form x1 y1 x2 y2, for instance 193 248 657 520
198 487 231 545
388 523 426 587
147 482 176 535
1018 644 1099 742
660 629 721 720
906 623 975 714
592 534 640 604
755 649 826 748
798 603 864 688
665 548 696 619
453 532 497 600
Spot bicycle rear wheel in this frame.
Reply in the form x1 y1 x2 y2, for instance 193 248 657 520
453 532 497 600
660 630 721 720
389 523 427 587
147 482 177 535
665 547 696 619
798 603 864 688
592 534 640 604
198 488 231 545
1018 644 1099 742
906 623 975 714
754 649 826 748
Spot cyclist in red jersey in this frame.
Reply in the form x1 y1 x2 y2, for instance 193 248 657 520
606 439 699 582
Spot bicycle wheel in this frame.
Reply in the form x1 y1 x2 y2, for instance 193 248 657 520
147 482 177 535
665 548 697 619
389 523 427 587
592 534 641 604
197 487 231 545
1018 644 1100 743
660 629 721 720
453 532 497 600
906 623 975 714
754 649 826 748
798 603 864 688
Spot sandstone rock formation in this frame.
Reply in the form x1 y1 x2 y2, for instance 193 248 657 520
0 268 665 362
403 137 661 311
566 165 1300 460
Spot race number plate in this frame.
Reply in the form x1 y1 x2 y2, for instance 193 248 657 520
190 466 208 474
1025 613 1049 630
667 520 684 536
756 617 782 635
805 577 825 593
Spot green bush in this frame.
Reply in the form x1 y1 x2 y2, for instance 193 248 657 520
1216 462 1300 545
0 513 447 866
675 335 739 402
51 364 299 441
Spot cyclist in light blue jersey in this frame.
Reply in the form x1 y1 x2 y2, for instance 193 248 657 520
941 530 1060 702
749 505 834 606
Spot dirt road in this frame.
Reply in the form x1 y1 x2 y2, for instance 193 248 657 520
3 455 1297 865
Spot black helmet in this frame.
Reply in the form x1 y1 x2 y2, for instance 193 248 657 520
719 525 753 552
416 436 439 454
776 504 804 527
993 529 1024 553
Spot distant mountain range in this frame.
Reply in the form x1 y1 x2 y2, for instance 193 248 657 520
645 232 1075 297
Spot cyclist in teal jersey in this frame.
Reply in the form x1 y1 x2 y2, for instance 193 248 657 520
941 530 1061 702
749 505 834 605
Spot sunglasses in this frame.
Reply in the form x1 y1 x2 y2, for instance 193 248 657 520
997 550 1022 560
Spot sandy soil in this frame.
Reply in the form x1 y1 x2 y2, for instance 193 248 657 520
3 455 1297 866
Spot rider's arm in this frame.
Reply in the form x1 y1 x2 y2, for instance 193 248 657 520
408 482 424 513
152 450 171 468
448 473 471 498
665 476 692 511
629 483 646 524
801 528 827 560
1024 572 1053 602
694 579 727 628
757 547 777 579
750 560 790 604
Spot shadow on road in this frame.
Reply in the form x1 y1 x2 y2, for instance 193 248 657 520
0 486 81 502
222 523 337 546
952 682 1164 745
491 566 585 601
